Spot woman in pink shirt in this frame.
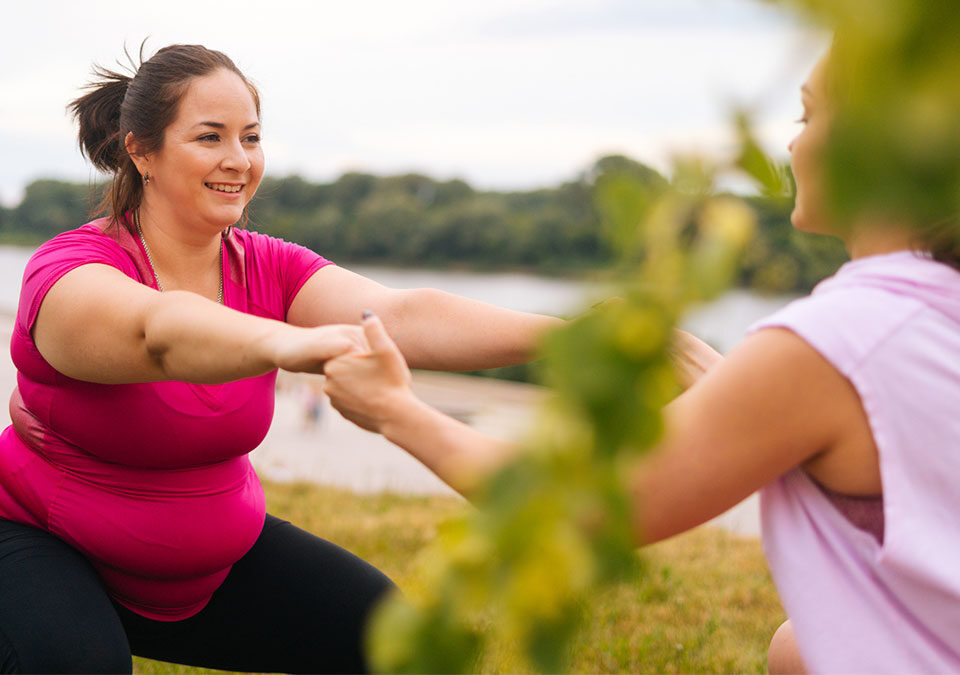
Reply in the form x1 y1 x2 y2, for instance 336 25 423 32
0 44 560 673
323 53 960 672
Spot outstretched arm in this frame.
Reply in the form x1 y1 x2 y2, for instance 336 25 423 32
324 317 866 545
34 264 367 384
287 265 562 371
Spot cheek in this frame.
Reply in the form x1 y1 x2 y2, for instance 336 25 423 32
249 151 266 190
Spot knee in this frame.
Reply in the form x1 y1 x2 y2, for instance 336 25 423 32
0 620 132 674
768 619 806 675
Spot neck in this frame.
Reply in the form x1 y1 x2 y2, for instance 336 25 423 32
845 218 918 260
135 204 225 301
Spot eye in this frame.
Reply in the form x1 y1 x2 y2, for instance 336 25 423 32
198 133 220 142
243 134 261 144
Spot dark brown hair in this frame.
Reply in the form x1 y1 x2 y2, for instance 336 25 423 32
69 43 261 230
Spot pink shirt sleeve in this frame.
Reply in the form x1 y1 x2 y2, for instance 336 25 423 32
230 229 334 320
17 223 140 334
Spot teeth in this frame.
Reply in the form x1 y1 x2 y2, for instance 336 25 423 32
206 183 243 193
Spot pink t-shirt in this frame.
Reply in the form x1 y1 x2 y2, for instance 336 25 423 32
0 218 331 620
753 251 960 672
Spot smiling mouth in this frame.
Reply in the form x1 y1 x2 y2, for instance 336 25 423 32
205 183 243 193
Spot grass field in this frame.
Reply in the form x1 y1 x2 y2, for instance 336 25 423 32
133 481 784 674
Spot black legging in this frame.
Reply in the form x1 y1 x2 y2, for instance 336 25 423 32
0 514 396 674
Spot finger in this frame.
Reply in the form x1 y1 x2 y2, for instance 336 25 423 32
361 312 401 356
323 337 363 360
321 354 345 377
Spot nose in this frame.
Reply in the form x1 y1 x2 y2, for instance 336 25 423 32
221 138 251 173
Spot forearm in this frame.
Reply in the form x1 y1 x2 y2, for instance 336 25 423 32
386 288 562 371
379 391 517 498
143 291 289 382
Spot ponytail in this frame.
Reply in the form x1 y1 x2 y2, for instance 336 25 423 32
70 66 130 173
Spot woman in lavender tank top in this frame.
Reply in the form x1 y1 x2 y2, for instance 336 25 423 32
323 51 960 672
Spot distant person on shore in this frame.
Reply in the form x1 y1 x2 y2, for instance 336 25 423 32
300 379 324 431
0 44 563 673
323 51 960 673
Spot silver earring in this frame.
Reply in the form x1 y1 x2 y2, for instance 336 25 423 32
144 172 151 185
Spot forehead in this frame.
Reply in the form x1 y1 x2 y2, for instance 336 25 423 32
175 69 259 123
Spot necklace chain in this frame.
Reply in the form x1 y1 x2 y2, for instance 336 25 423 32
136 222 224 304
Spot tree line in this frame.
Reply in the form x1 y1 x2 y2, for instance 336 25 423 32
0 155 848 293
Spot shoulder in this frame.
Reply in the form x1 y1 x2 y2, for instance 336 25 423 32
25 218 140 287
751 257 932 376
30 219 132 266
18 219 139 333
228 227 332 274
227 228 334 315
230 228 322 258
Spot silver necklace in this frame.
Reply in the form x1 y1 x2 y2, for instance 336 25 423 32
136 222 224 304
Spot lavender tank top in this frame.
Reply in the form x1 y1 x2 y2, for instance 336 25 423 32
752 251 960 672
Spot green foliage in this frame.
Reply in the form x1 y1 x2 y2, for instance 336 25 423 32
367 155 759 672
11 180 103 240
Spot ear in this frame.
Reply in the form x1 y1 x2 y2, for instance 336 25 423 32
124 131 151 177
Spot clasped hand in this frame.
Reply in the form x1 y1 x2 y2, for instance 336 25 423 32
322 313 414 434
271 324 371 374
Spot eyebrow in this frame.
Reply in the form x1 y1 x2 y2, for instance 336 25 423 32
195 121 261 130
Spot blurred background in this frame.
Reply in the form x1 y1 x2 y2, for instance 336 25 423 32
1 1 842 328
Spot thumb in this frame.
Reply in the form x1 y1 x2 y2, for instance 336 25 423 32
361 311 400 355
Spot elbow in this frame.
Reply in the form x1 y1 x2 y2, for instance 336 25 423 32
141 291 189 377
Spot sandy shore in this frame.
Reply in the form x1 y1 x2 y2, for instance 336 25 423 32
0 314 759 536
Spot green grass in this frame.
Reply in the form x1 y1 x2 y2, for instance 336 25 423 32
134 481 784 674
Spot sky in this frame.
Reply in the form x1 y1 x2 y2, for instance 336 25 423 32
0 0 826 206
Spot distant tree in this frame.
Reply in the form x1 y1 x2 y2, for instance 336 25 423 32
377 174 440 207
345 189 425 260
416 197 513 264
297 204 347 258
433 179 474 207
270 175 327 211
329 172 378 218
13 180 98 238
586 154 669 190
741 197 847 292
4 155 838 292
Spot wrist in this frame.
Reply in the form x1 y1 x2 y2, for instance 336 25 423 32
257 321 298 371
378 388 430 442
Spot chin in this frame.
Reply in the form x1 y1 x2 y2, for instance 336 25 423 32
790 207 806 230
208 209 245 228
790 199 816 232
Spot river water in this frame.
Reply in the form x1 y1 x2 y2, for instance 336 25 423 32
0 245 797 352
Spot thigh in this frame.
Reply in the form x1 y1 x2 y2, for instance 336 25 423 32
0 519 131 674
118 514 397 674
